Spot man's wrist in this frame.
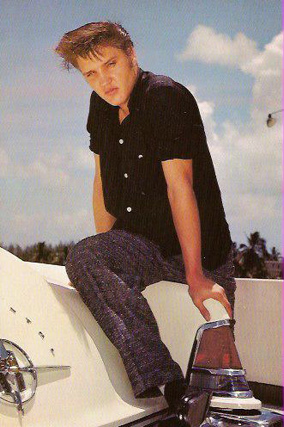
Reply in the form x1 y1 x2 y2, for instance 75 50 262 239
186 269 204 287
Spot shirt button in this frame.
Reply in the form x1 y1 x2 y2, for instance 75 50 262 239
126 207 132 212
124 173 128 178
119 139 124 144
138 154 143 159
141 191 146 196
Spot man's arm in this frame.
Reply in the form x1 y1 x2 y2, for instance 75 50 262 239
93 154 116 232
162 158 232 321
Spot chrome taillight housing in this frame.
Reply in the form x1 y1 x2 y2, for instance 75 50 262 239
186 320 261 410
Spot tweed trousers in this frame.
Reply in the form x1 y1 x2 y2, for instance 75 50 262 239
65 229 236 398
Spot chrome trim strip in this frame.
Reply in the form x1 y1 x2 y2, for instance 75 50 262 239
191 367 246 376
212 390 253 398
195 319 231 342
208 408 283 426
9 365 71 373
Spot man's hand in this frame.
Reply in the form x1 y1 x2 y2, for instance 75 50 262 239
187 273 232 321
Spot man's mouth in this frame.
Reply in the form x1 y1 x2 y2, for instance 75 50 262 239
105 88 118 95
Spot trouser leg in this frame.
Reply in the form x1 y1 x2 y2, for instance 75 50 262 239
65 230 184 398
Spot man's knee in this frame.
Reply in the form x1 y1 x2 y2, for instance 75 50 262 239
65 233 108 285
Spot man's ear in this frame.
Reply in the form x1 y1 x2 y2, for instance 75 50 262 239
132 48 138 65
128 47 138 67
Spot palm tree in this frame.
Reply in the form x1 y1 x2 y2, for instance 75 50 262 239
269 246 281 261
237 232 268 278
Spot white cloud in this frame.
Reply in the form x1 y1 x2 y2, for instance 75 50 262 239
179 27 282 116
247 33 282 124
186 84 219 144
177 25 259 69
242 33 282 77
183 30 282 249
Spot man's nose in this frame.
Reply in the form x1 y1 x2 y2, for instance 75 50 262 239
99 72 111 87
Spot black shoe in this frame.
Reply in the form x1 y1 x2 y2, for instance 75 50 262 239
175 387 212 427
155 387 212 427
164 378 188 413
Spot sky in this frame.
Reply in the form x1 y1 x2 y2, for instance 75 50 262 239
1 0 283 254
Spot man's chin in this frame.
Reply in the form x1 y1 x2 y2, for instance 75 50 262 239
107 101 120 107
101 94 120 107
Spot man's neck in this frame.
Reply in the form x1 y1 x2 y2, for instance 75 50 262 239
119 106 129 124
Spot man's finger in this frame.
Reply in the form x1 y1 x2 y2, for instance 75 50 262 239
195 301 211 322
214 293 232 319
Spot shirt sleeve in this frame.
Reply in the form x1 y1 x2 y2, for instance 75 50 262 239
146 84 206 161
86 91 102 155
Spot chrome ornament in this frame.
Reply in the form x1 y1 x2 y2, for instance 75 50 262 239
0 339 70 415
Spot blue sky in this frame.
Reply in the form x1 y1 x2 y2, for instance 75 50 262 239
1 0 282 252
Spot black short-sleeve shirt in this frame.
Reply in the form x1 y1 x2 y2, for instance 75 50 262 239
87 68 232 270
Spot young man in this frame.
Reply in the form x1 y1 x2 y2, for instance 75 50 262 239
55 21 236 423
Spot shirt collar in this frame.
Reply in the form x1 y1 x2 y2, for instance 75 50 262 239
127 67 144 113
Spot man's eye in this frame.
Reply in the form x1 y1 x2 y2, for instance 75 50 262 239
108 62 116 67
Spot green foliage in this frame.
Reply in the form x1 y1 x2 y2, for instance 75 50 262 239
1 241 75 266
1 231 282 278
233 232 282 279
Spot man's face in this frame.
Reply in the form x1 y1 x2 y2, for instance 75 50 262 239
76 45 138 111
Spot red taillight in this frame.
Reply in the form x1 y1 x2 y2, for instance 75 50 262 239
193 325 242 370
